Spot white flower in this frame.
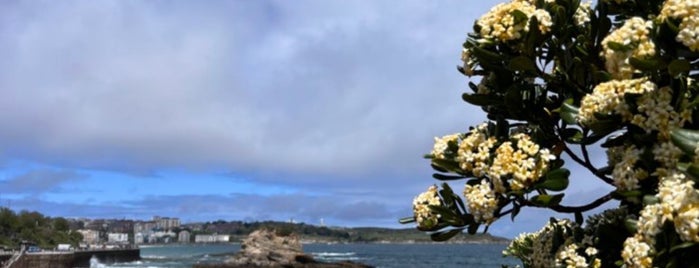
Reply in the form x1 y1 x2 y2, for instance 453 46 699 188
601 17 655 79
412 186 442 229
476 0 552 43
621 235 653 268
463 179 498 224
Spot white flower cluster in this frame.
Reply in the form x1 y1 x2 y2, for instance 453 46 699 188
622 171 699 266
463 179 498 224
659 0 699 52
461 48 475 77
574 2 592 26
476 0 552 43
555 243 601 268
431 133 461 160
504 219 575 267
457 123 497 179
610 145 648 191
621 235 653 268
578 78 656 127
631 86 690 139
412 185 442 229
489 133 555 191
430 124 556 223
601 17 655 79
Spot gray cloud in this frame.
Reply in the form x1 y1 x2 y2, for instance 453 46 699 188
0 169 87 195
0 0 502 180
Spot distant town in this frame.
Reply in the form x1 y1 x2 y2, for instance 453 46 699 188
0 207 509 253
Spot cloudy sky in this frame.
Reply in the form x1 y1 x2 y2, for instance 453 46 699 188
0 0 614 238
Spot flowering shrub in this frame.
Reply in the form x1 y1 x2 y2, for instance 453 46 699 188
402 0 699 266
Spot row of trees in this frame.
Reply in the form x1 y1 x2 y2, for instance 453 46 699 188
0 207 82 249
405 0 699 267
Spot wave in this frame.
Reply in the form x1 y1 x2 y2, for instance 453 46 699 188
312 252 356 257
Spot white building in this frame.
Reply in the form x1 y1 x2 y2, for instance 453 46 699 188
178 230 191 243
77 229 100 244
194 234 229 243
107 233 129 244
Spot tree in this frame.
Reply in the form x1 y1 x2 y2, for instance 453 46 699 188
403 0 699 267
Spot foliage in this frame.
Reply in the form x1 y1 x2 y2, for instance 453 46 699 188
0 207 82 249
404 0 699 267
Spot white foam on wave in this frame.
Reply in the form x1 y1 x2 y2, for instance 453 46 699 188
312 252 356 257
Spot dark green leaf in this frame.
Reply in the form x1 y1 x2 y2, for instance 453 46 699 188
433 173 466 181
643 195 659 205
668 59 691 77
467 222 480 234
536 168 570 191
510 9 528 24
530 194 564 207
575 212 583 225
508 56 538 72
670 129 699 156
606 41 631 52
560 102 580 125
562 128 584 143
629 57 664 71
430 228 464 242
670 242 697 253
470 45 503 62
462 93 499 106
625 219 638 234
399 217 416 224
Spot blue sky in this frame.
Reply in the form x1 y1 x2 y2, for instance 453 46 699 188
0 0 614 238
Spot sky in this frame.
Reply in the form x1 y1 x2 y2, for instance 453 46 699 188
0 0 615 238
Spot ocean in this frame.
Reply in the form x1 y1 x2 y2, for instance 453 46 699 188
94 243 521 268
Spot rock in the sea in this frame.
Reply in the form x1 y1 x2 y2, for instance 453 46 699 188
196 228 372 268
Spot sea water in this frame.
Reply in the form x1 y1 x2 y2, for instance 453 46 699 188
99 243 521 268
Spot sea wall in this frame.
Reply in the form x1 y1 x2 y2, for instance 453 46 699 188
4 248 140 268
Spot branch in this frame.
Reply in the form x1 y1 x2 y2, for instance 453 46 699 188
526 192 614 213
555 124 614 185
561 143 615 186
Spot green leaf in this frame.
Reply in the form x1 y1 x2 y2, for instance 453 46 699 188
510 9 528 24
399 217 416 224
670 129 699 156
560 102 580 125
670 242 697 253
536 168 570 191
575 212 583 225
467 222 480 234
643 195 659 205
562 128 584 143
606 41 631 52
430 228 463 242
530 194 564 207
462 93 499 106
432 159 463 173
432 173 467 181
508 56 538 72
629 57 664 71
668 59 691 77
684 164 699 180
674 128 699 142
625 219 638 234
470 45 503 63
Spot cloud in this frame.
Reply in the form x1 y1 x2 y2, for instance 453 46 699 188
0 169 87 195
0 0 502 180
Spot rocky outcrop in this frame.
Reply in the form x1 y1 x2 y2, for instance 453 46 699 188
195 229 372 268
